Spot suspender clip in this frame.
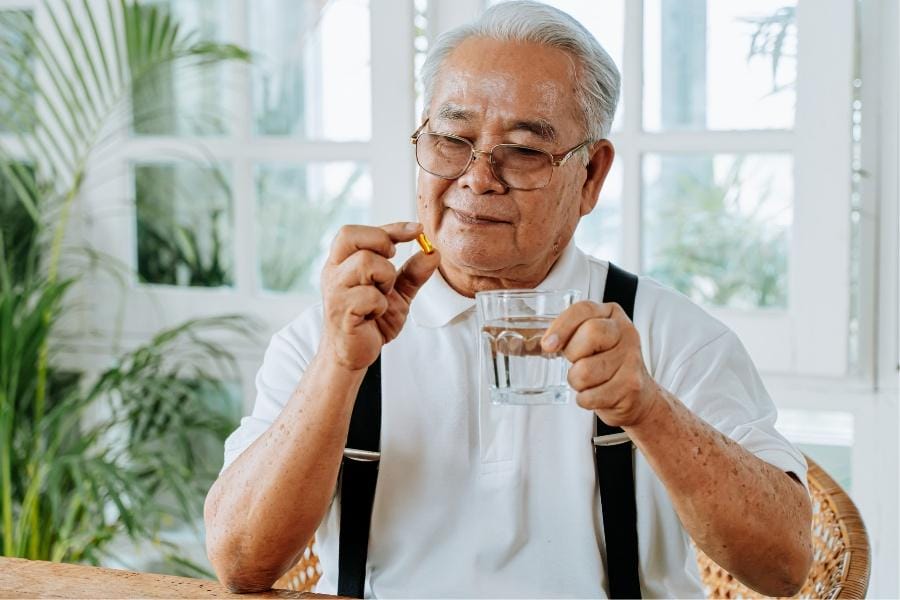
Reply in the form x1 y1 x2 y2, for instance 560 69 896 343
343 448 381 462
592 432 632 447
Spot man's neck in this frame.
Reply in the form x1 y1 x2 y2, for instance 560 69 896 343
437 249 564 298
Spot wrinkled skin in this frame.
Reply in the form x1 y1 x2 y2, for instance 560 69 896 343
416 36 615 296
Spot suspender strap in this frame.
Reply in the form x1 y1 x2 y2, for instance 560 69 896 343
338 355 382 598
597 262 642 599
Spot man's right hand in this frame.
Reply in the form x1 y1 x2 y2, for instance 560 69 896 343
320 222 440 371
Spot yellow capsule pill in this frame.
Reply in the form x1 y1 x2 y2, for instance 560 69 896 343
416 232 435 254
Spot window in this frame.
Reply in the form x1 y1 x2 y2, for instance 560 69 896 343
486 0 854 377
135 162 235 287
75 0 419 350
0 8 33 134
776 409 853 489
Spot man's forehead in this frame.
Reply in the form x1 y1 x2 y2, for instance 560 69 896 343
433 102 559 143
429 38 582 141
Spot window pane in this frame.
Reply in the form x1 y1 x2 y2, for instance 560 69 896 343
0 162 37 281
644 0 796 131
642 154 792 310
135 163 234 287
256 162 372 293
777 409 853 490
0 10 34 133
414 0 428 121
132 1 230 136
487 0 624 133
250 0 371 140
574 159 622 264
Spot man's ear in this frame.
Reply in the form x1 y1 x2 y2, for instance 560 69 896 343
579 139 615 217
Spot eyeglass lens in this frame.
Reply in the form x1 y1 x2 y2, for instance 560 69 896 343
415 133 553 190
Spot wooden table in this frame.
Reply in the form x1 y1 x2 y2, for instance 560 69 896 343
0 557 334 598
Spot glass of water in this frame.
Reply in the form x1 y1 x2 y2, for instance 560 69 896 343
476 289 581 405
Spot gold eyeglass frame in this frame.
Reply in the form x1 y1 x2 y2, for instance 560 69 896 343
410 118 592 191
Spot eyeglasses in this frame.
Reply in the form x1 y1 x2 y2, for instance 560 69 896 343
410 119 591 191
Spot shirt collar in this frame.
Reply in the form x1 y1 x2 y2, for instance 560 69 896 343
410 242 591 328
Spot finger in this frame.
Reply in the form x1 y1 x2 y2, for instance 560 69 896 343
394 248 441 302
560 317 622 362
573 362 643 417
334 250 398 295
380 221 424 243
374 289 410 340
344 285 390 323
541 301 613 353
328 222 422 264
566 350 620 392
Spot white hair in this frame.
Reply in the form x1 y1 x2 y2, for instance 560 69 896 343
421 0 621 140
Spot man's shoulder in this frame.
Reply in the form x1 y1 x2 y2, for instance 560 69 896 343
585 256 726 330
635 276 728 336
584 256 734 374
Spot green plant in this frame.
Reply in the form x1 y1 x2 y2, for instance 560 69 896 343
258 164 365 292
645 158 789 310
137 208 232 287
135 164 233 288
0 0 252 573
741 6 797 94
0 256 251 565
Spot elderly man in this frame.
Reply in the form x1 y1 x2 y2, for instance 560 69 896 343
204 2 813 597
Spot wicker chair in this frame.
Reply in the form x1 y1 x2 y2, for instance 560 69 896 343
275 457 870 598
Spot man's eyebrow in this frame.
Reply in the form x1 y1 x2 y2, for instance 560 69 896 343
433 104 558 143
510 119 557 143
435 104 474 122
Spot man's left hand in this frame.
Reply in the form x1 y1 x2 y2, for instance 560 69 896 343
541 300 660 427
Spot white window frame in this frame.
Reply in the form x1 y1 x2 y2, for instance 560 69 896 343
0 0 418 417
444 0 853 377
78 0 418 334
38 0 419 402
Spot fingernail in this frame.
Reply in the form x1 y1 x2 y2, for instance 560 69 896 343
542 333 559 352
404 222 421 233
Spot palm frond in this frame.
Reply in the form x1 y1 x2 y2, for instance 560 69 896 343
0 0 253 570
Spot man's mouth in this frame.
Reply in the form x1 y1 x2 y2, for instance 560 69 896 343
450 209 510 225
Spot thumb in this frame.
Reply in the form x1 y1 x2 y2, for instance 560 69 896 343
394 249 441 303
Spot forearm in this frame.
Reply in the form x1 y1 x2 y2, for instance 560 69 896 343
625 387 812 597
204 346 365 592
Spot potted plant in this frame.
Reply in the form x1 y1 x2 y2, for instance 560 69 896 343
0 1 253 574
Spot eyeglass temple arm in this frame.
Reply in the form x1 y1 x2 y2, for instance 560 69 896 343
551 140 593 167
410 118 430 144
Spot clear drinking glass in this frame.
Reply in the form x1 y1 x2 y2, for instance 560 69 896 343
476 289 581 405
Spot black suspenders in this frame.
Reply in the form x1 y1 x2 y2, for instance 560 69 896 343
338 264 641 598
337 355 382 598
596 263 642 598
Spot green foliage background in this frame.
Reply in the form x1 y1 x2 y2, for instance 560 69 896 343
0 0 252 574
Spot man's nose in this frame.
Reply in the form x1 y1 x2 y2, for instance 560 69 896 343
457 150 507 195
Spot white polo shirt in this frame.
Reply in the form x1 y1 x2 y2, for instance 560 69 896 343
222 242 807 599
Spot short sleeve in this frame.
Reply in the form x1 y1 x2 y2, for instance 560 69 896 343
664 330 809 491
221 305 323 473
